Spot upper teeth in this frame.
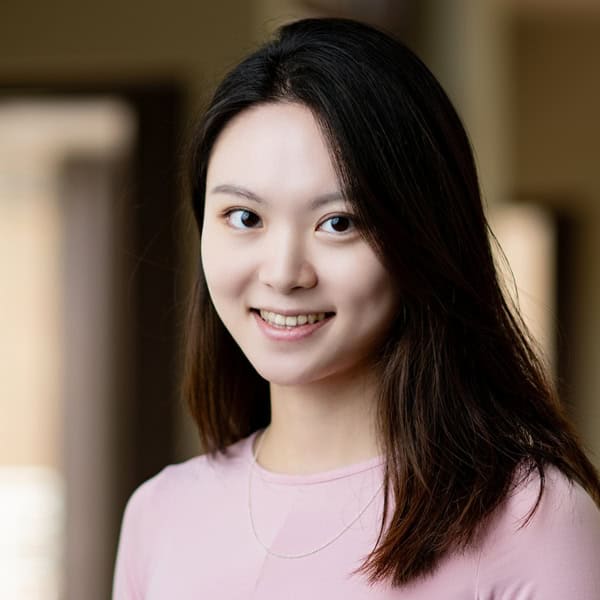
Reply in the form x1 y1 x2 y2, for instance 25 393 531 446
259 310 327 327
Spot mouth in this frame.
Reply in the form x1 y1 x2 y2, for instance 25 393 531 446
250 308 336 329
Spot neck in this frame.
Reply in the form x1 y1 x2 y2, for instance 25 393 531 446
256 367 382 475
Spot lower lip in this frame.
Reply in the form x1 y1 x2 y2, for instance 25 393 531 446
252 311 334 341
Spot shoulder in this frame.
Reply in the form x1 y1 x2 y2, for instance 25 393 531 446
113 433 254 597
116 434 253 554
476 464 600 599
124 433 253 519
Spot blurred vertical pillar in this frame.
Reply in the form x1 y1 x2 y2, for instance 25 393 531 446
60 153 134 600
422 0 512 210
0 99 135 600
0 121 65 600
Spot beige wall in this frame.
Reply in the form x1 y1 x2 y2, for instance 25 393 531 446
512 15 600 462
0 1 254 101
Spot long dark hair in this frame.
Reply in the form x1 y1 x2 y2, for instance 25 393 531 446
184 17 600 587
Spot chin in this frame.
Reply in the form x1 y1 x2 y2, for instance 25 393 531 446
248 355 352 387
252 366 319 386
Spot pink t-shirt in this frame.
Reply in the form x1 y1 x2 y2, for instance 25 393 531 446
113 429 600 599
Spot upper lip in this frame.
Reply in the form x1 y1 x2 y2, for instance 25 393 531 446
252 307 335 316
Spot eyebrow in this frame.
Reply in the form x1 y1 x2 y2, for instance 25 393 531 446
209 184 346 210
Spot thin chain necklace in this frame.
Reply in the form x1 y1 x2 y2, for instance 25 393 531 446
247 427 385 559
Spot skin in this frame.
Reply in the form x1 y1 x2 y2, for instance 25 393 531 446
202 102 400 474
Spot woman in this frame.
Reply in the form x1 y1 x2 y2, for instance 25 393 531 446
113 17 600 598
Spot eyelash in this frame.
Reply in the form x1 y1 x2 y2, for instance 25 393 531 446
221 208 357 235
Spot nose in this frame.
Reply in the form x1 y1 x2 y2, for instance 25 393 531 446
258 231 317 293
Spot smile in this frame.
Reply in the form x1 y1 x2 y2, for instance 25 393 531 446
258 309 332 328
250 308 335 341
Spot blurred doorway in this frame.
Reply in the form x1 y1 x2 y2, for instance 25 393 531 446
0 84 182 600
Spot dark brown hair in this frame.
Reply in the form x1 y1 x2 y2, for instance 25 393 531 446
184 17 600 587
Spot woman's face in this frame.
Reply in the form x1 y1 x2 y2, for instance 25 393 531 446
201 102 399 386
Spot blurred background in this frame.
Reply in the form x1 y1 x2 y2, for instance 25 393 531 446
1 0 599 598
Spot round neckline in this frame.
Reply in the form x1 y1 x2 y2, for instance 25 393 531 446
246 429 385 486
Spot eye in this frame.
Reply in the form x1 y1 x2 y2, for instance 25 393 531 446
318 215 355 234
225 209 262 229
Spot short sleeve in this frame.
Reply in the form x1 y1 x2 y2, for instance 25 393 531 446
112 477 159 600
476 466 600 599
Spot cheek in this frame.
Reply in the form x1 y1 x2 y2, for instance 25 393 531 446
323 249 397 315
338 274 398 358
200 229 249 305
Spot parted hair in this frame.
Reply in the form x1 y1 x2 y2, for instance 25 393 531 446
184 17 600 587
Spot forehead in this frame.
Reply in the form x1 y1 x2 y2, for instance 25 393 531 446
206 102 341 202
